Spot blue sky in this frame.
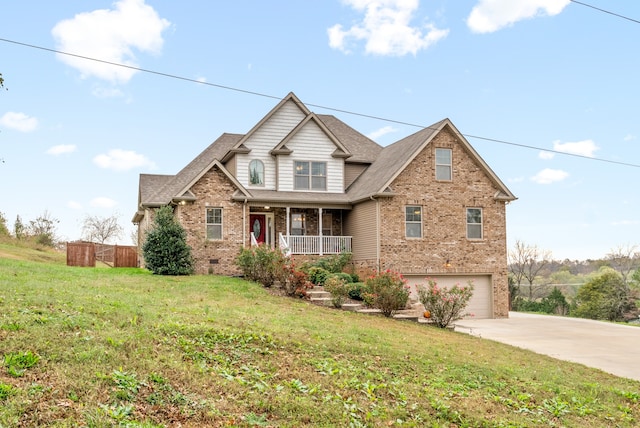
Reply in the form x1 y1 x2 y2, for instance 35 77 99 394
1 0 638 261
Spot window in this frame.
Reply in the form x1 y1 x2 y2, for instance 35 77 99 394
295 161 326 190
435 148 452 181
248 160 264 186
291 213 305 236
405 206 422 238
206 208 222 240
322 213 332 236
466 208 483 240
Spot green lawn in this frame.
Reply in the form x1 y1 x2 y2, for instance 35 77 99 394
0 243 639 427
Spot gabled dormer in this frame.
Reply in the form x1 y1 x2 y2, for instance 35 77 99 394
230 92 311 190
269 113 351 193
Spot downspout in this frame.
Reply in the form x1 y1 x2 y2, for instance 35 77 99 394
371 196 380 272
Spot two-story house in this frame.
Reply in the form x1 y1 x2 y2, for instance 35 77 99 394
133 92 516 318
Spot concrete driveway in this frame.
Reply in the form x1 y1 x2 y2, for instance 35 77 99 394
454 311 640 382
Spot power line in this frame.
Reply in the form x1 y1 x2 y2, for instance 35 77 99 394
0 36 639 169
569 0 640 25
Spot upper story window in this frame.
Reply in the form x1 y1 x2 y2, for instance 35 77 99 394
206 207 223 240
295 161 326 190
435 148 452 181
248 159 264 186
405 206 422 238
466 208 483 240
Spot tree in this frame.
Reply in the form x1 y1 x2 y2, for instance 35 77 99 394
572 267 637 321
28 210 60 247
508 240 552 301
81 213 123 244
0 211 9 236
14 215 26 240
142 205 194 275
606 244 639 287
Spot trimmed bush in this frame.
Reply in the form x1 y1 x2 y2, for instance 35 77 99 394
142 206 194 275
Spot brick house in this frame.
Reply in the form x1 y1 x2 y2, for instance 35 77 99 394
133 92 516 318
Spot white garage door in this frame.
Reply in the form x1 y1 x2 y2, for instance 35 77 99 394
404 275 493 319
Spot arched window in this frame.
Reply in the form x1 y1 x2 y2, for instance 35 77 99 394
248 160 264 186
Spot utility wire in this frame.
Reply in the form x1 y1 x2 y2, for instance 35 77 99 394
0 36 639 169
569 0 640 25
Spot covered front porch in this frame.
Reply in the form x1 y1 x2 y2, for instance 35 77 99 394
247 205 351 255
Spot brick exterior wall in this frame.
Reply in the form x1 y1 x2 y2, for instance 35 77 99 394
372 128 510 317
176 167 245 275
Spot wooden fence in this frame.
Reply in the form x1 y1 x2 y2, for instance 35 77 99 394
67 242 138 268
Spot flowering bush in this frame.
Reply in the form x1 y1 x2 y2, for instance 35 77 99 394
324 276 350 308
363 270 410 317
417 278 474 328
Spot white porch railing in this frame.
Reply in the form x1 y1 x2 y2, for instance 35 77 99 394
280 234 352 255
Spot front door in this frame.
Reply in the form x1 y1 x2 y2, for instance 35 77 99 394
250 214 266 244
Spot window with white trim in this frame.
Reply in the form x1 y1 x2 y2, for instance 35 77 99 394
294 161 326 190
248 159 264 186
206 207 223 240
435 148 452 181
466 208 483 240
322 212 332 236
291 213 305 236
405 206 422 238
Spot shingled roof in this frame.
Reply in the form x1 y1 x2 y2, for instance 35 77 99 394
135 94 515 214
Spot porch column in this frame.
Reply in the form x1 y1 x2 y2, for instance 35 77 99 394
318 207 323 255
286 206 290 237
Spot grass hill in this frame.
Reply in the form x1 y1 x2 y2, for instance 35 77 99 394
0 241 639 427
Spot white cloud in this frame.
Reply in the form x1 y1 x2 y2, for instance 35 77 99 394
47 144 77 155
93 149 156 171
623 134 636 142
91 197 118 208
68 201 83 210
507 176 525 183
367 125 397 140
328 0 449 56
553 139 599 157
538 150 554 160
530 168 569 184
51 0 171 83
0 112 38 132
467 0 570 34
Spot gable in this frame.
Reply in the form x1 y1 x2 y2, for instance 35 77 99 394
347 119 515 203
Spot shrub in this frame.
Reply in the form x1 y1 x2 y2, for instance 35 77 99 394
332 272 353 284
308 267 331 286
324 276 350 308
142 206 194 275
363 270 410 317
281 263 313 298
572 268 635 321
236 244 288 287
417 279 474 328
347 282 366 301
314 252 352 273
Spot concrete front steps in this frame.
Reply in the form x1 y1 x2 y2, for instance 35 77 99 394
308 287 427 322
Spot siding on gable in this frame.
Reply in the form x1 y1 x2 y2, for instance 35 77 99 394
344 163 368 188
236 100 306 189
277 121 344 193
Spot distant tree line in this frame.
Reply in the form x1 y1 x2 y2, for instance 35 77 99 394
509 240 640 322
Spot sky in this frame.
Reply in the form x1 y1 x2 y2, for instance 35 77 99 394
1 0 639 261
